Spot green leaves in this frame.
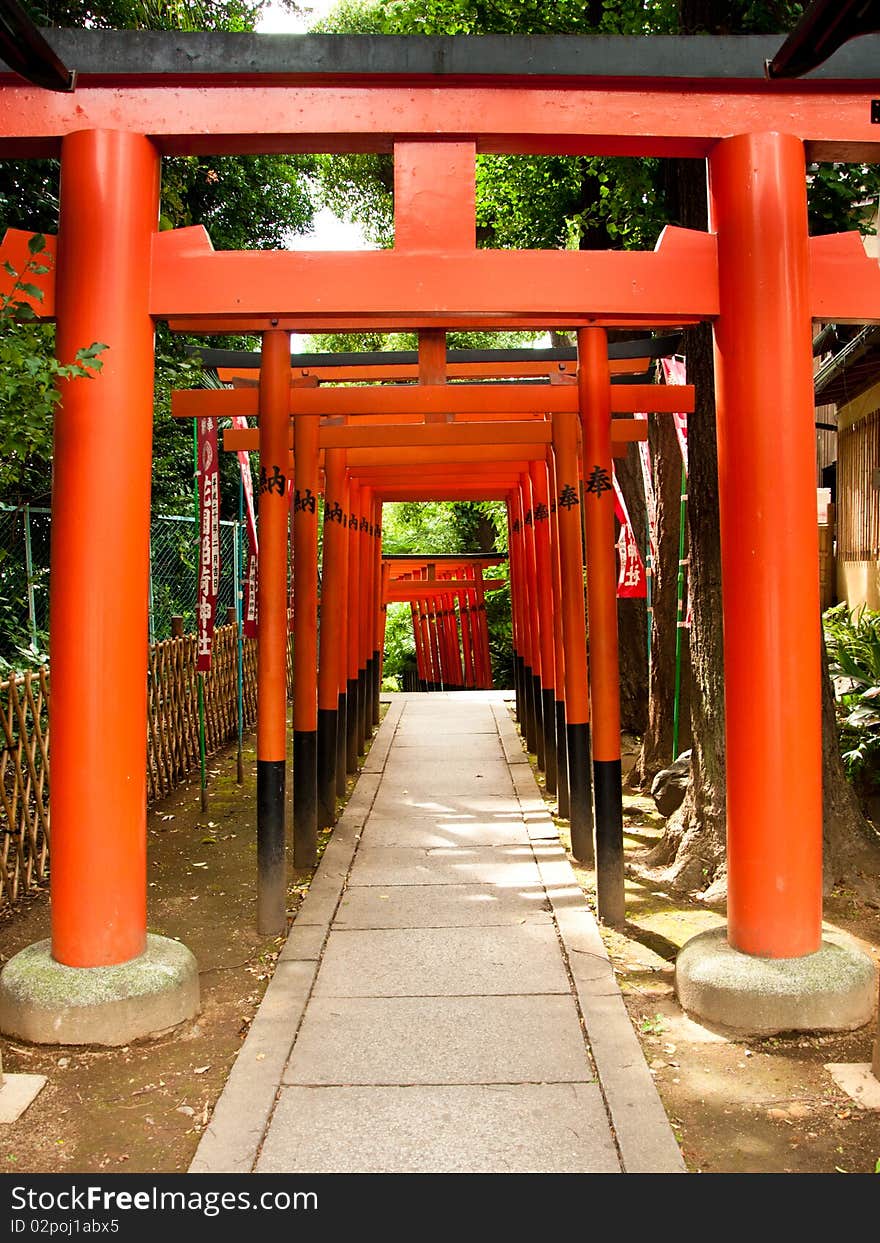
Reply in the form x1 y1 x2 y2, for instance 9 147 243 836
0 239 107 498
824 603 880 787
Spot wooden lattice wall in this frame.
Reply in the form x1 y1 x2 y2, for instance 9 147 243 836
0 624 267 912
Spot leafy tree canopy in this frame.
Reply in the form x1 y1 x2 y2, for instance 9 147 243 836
0 0 316 513
315 0 880 248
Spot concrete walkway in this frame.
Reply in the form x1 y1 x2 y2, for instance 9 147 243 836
191 693 685 1174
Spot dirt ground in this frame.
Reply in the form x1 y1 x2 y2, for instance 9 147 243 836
0 723 346 1175
1 713 879 1175
546 757 880 1175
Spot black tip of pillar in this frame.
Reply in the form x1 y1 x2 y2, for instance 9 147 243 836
317 707 338 829
555 699 570 820
523 663 536 752
532 674 545 770
357 665 369 755
542 687 557 795
594 757 625 927
335 691 348 797
372 649 381 726
293 729 318 870
566 722 594 865
257 759 287 935
346 677 359 773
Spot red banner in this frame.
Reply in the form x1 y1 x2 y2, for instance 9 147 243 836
196 416 220 671
661 355 688 472
231 416 259 638
613 468 646 598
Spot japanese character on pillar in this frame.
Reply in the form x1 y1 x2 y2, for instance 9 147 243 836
558 483 580 510
259 464 286 496
585 464 612 498
294 486 317 513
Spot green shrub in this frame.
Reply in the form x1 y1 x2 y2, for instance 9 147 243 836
824 602 880 788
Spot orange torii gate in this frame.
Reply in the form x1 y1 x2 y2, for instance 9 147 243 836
1 30 878 1042
383 555 507 693
174 347 684 925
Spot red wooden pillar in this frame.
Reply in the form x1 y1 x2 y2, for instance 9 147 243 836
411 599 426 688
49 130 159 966
255 331 291 933
317 447 346 829
507 499 525 722
460 578 476 688
418 595 434 689
552 408 594 862
579 326 624 923
357 485 372 753
548 447 570 819
511 489 536 749
371 500 384 726
346 480 361 772
292 412 320 867
335 469 350 796
522 474 545 769
429 591 444 689
531 459 558 794
474 566 493 690
709 132 821 957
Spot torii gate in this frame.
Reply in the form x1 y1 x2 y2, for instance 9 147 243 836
0 31 878 1044
173 339 690 923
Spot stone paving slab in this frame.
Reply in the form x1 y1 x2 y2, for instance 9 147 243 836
377 776 515 802
283 994 592 1085
333 883 552 929
393 720 498 736
359 814 530 848
312 925 570 997
389 738 504 758
255 1083 619 1173
347 844 543 888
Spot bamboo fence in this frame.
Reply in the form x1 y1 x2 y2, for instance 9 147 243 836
0 623 278 913
838 406 880 562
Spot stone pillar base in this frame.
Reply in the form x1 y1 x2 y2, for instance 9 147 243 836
675 926 877 1037
0 934 199 1046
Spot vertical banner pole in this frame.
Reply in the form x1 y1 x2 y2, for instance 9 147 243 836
23 503 38 650
234 482 244 785
672 461 688 761
578 326 625 922
192 421 208 814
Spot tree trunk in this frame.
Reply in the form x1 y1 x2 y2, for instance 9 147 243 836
614 442 649 735
643 306 728 898
632 406 692 786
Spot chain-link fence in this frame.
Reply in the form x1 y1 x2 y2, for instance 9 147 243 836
0 505 247 665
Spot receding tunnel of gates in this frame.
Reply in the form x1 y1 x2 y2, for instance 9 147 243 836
379 506 509 694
